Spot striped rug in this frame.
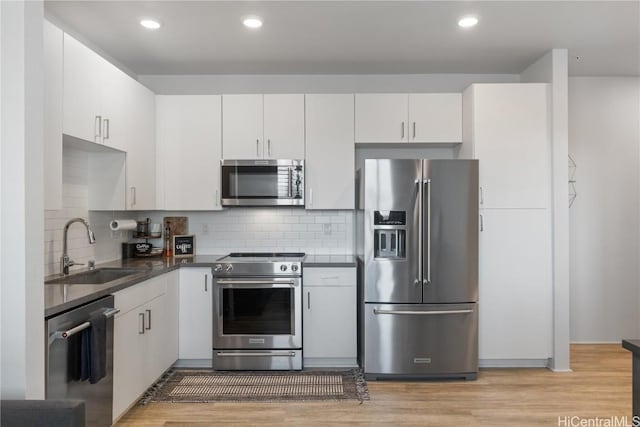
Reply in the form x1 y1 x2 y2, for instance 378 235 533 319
139 369 369 403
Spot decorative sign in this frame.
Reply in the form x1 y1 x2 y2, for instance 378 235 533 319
173 234 195 258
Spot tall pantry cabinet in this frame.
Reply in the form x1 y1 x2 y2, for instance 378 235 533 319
461 83 553 363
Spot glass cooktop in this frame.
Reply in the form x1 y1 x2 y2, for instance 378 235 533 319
228 252 305 258
218 252 306 263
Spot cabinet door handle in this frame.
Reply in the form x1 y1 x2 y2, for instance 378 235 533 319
256 139 260 157
94 115 102 142
480 186 484 205
138 313 145 334
130 187 136 206
145 309 151 330
204 274 208 292
267 139 271 157
480 214 484 232
309 188 313 206
401 122 405 139
103 118 110 140
413 122 416 139
307 291 311 309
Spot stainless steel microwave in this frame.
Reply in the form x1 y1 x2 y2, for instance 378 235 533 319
221 159 304 207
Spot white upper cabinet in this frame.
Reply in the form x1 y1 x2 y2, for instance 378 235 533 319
305 94 355 210
156 95 222 210
44 19 63 210
263 94 305 158
462 84 550 209
408 93 462 143
222 94 304 159
63 33 103 145
355 94 408 143
222 94 263 159
63 33 130 150
124 80 156 210
355 93 462 143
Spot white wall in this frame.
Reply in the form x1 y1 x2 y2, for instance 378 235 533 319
1 0 45 399
140 73 520 94
569 76 640 342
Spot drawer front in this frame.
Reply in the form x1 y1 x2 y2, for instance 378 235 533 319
114 275 167 315
364 303 478 376
303 267 355 287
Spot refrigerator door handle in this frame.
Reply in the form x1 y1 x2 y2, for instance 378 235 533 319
424 179 431 286
373 309 473 315
414 179 422 285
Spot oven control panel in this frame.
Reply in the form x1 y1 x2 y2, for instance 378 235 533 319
212 262 302 277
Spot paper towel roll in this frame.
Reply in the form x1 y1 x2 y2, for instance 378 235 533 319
109 219 137 231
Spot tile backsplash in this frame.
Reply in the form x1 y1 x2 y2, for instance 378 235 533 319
137 208 354 256
44 148 134 276
45 148 354 275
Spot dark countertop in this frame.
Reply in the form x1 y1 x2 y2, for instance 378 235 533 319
623 340 640 354
44 255 225 318
45 254 357 318
302 255 357 267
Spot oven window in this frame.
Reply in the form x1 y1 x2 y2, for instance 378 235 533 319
221 166 280 199
222 288 293 335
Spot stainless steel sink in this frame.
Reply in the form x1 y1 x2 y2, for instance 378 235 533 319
45 268 148 285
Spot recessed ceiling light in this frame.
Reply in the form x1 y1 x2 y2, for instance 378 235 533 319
243 16 263 29
458 16 478 28
140 19 161 30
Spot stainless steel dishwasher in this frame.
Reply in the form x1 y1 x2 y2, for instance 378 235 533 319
46 295 117 427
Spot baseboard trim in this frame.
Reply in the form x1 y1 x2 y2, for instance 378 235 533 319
303 357 359 368
479 358 550 368
174 359 212 368
570 341 622 345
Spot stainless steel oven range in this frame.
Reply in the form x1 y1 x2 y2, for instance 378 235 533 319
212 252 304 370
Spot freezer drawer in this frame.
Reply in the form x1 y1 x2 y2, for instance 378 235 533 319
363 303 478 379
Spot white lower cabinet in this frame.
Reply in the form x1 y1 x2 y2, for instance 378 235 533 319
112 274 178 422
478 209 553 361
303 267 357 367
178 268 213 362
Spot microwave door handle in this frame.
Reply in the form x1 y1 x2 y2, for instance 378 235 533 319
288 169 293 198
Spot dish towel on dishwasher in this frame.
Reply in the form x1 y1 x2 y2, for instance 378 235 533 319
79 311 107 384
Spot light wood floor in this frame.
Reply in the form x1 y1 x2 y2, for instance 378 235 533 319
117 344 632 426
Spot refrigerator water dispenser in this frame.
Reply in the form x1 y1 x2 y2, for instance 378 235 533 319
373 210 406 259
374 229 406 259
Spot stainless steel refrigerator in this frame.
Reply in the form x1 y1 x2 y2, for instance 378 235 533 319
359 159 479 380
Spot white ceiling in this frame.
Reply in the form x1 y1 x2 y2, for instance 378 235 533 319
44 1 640 76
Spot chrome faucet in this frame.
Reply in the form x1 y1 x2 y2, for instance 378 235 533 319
61 218 96 275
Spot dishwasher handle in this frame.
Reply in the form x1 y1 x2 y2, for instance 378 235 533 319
55 308 119 340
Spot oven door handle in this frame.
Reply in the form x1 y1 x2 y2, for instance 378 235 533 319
215 280 297 286
215 351 297 357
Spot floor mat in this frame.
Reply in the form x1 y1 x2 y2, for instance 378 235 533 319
138 368 370 403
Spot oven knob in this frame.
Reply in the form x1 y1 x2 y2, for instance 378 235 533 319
225 264 233 272
214 264 222 272
291 264 299 272
280 264 288 272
